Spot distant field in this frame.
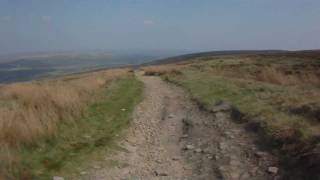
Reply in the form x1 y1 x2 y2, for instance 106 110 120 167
0 51 162 83
142 51 320 179
0 68 55 83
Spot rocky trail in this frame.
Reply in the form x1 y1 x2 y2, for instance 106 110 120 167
80 72 279 180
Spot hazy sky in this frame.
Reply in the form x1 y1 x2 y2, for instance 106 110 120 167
0 0 319 54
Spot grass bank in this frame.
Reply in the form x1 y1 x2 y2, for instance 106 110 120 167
1 72 143 179
166 69 314 147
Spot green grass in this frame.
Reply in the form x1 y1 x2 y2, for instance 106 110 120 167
13 75 143 179
165 68 314 149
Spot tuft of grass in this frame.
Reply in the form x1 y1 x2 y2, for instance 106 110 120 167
0 71 143 179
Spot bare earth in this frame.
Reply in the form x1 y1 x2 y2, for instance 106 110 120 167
81 72 278 180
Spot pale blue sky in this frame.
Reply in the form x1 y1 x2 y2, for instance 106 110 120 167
0 0 319 54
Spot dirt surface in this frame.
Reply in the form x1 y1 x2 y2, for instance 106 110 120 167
81 72 279 180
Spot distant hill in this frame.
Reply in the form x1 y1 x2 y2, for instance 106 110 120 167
0 50 183 83
143 50 320 65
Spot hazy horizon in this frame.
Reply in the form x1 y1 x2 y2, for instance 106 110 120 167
0 0 319 55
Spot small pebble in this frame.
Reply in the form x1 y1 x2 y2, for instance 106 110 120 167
267 167 279 174
80 171 87 175
185 144 195 150
53 176 64 180
172 157 180 161
194 148 203 153
181 134 189 138
154 171 168 176
93 165 101 169
168 114 174 118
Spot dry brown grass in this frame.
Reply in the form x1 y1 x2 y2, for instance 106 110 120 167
255 67 320 86
206 64 320 86
142 64 184 76
0 69 129 147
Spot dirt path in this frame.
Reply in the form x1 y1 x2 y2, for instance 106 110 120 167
83 72 278 180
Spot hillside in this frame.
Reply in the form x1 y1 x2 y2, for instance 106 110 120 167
145 49 320 65
143 51 320 180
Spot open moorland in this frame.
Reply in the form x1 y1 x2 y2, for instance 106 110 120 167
0 50 319 180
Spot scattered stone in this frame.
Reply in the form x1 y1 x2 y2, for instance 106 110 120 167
154 171 168 176
172 157 180 161
215 112 226 120
185 144 195 150
194 148 203 153
80 171 87 175
93 165 101 169
215 154 219 160
181 134 189 138
182 118 193 126
219 142 228 150
53 176 64 180
83 135 91 139
224 132 235 139
183 166 193 171
255 151 268 158
203 148 210 154
267 167 278 174
218 166 227 172
168 114 174 118
159 173 168 176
